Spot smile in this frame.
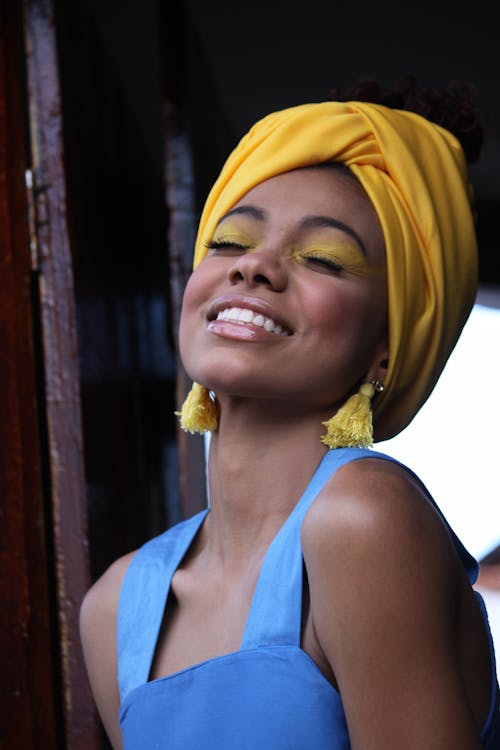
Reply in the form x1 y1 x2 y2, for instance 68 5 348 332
215 307 291 336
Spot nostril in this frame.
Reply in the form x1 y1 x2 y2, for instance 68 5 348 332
228 268 271 286
254 274 271 285
229 269 245 282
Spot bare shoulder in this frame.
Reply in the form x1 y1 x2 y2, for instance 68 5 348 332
302 456 456 577
80 550 137 750
80 550 136 627
300 457 482 749
301 455 458 628
80 550 137 661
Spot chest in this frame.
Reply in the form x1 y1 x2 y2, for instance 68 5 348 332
149 562 334 686
149 565 258 680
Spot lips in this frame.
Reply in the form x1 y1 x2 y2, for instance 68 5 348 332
207 296 293 336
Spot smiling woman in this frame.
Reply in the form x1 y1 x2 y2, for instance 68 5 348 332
179 168 388 426
80 81 500 750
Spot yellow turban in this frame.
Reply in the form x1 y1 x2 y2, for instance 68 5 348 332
192 101 478 441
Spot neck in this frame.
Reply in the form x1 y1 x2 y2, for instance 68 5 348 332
201 398 328 571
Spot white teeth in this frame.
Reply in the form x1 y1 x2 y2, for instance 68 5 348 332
214 307 290 335
263 318 274 332
239 308 254 323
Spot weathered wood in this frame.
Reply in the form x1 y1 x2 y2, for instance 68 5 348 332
0 0 60 745
22 0 99 746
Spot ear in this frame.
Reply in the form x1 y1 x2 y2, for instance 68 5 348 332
367 339 389 386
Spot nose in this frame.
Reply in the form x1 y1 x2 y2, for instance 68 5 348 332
227 249 287 291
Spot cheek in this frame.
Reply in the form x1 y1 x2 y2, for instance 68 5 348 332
179 263 214 326
301 278 387 364
179 258 225 314
298 279 362 333
178 271 206 362
181 264 207 307
178 261 227 378
178 281 193 344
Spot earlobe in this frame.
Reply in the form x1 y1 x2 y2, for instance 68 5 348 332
367 346 388 389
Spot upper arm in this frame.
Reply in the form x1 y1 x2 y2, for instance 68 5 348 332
302 458 482 750
80 552 136 750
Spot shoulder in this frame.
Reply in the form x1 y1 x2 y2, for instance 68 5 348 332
302 455 457 580
80 551 137 750
300 456 483 747
301 455 462 680
80 548 137 666
80 550 137 636
80 514 199 651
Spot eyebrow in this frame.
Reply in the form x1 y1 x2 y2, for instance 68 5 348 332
299 216 367 256
219 205 367 256
221 205 268 222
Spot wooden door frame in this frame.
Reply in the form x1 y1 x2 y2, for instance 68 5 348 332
1 0 99 746
22 0 99 746
0 2 62 744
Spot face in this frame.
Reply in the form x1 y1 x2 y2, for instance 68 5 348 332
179 167 388 417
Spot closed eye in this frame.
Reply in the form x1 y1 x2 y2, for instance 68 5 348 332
204 238 251 254
301 254 344 273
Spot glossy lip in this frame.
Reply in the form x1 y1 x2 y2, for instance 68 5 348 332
206 294 294 335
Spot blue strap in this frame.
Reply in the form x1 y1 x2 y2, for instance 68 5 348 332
241 448 374 649
117 509 208 701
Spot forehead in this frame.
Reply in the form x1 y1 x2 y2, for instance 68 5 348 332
231 166 361 207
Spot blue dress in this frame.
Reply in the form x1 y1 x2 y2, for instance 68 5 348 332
117 448 500 749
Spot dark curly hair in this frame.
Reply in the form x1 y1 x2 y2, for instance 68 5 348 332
328 76 483 165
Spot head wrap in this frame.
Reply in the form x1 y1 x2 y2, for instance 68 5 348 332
192 101 477 441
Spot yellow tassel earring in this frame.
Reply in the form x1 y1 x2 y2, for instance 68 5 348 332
321 381 384 449
176 382 219 434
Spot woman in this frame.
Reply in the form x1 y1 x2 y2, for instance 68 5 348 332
81 81 500 749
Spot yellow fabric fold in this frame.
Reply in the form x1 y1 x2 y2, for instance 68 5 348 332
192 101 477 441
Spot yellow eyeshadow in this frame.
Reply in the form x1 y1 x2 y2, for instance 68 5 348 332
293 242 383 276
211 221 258 247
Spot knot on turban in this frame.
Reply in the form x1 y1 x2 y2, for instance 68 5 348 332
192 102 477 441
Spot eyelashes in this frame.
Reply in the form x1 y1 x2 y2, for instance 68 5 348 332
203 238 251 252
296 252 344 273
